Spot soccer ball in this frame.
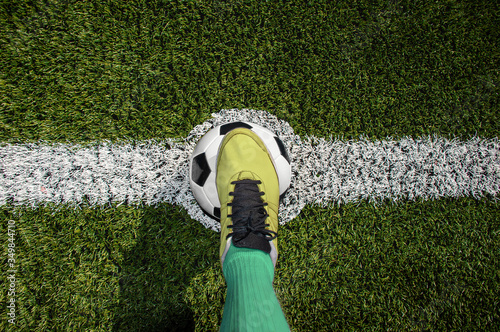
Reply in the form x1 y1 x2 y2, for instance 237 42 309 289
189 121 292 220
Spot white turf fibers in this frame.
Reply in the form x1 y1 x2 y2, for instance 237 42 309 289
1 109 499 231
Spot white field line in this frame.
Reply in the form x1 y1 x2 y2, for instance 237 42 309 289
1 109 499 231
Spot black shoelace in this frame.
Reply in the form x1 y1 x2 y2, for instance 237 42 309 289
226 179 277 242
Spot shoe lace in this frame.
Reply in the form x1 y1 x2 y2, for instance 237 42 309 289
226 179 277 242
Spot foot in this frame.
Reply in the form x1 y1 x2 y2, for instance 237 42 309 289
217 128 280 268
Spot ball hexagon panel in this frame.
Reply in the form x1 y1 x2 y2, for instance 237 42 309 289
191 181 211 215
274 155 292 194
191 153 210 187
274 136 291 163
205 135 224 172
203 171 219 208
220 121 253 135
192 126 222 156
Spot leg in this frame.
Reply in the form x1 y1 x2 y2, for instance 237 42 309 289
220 244 289 331
217 128 290 331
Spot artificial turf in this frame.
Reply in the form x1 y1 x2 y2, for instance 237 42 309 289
1 0 499 331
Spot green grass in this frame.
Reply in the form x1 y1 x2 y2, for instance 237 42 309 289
1 0 499 330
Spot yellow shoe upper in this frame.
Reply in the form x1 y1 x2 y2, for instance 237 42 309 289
216 128 279 267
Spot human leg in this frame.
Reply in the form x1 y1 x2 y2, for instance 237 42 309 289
217 128 290 331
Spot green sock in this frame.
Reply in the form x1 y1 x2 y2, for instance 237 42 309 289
220 242 290 332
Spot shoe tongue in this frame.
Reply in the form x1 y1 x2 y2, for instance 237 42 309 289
232 182 261 212
233 232 272 253
231 180 271 253
232 182 267 222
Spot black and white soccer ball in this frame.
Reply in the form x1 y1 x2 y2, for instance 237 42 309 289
189 121 291 220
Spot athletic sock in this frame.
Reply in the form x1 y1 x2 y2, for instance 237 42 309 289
220 242 290 332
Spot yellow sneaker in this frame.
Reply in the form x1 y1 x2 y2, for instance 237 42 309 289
217 128 280 268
